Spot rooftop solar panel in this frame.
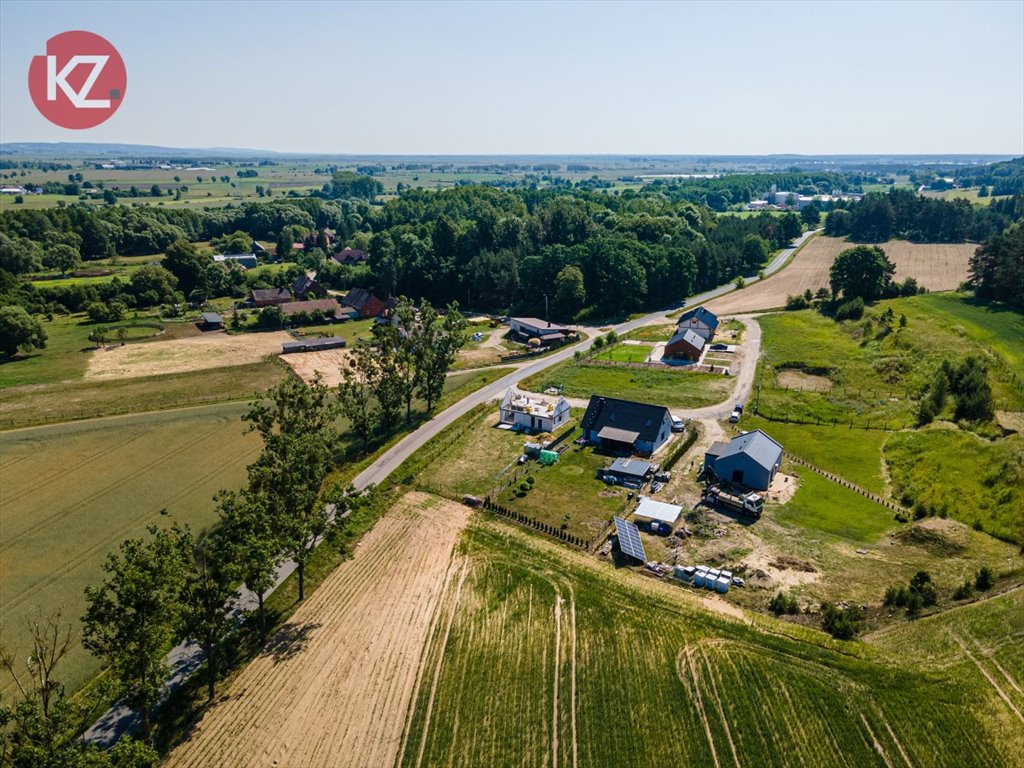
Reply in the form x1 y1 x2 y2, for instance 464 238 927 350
613 516 647 563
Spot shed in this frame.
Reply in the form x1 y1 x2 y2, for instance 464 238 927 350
607 457 653 485
633 497 682 528
704 429 783 491
281 336 347 354
199 311 223 330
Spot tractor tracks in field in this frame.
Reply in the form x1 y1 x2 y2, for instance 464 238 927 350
949 630 1024 725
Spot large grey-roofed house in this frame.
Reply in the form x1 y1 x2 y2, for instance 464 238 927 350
509 317 573 345
676 305 719 342
704 429 783 491
581 396 673 456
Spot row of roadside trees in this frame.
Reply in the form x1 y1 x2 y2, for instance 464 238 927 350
0 299 467 764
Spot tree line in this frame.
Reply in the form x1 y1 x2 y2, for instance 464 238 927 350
824 188 1023 243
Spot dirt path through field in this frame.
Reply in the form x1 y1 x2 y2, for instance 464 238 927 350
85 331 292 379
164 492 470 768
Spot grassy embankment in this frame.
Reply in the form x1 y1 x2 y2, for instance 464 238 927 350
749 293 1023 542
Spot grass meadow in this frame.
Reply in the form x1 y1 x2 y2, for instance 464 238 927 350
773 469 894 543
396 514 1022 767
521 359 732 408
592 343 655 363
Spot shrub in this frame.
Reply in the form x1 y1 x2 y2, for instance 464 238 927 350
975 566 994 591
785 294 809 311
834 297 865 321
821 602 864 640
768 592 799 615
953 580 973 600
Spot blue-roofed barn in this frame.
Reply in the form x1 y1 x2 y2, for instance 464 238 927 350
664 328 706 361
704 429 783 490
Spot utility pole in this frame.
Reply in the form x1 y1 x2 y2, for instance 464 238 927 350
544 293 549 326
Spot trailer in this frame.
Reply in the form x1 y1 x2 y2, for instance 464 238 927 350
703 485 764 518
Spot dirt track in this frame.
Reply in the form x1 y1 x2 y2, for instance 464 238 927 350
164 493 470 768
85 331 291 379
703 236 975 315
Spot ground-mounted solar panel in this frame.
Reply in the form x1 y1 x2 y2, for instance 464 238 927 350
613 516 646 563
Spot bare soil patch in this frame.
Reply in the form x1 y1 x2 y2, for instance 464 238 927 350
776 370 832 392
85 331 292 380
764 472 799 505
279 347 352 387
164 492 470 768
703 236 975 315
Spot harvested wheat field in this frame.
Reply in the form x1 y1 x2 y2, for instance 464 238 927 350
704 236 976 315
85 331 292 379
279 347 351 387
164 493 470 768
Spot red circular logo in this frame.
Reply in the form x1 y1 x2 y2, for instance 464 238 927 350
28 31 126 130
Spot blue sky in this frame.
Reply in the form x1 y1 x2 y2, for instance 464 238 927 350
1 0 1021 154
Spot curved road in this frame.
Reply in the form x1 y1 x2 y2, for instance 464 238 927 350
85 228 814 746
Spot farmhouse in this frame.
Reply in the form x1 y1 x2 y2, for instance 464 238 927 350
499 387 571 433
291 274 328 300
508 317 573 346
704 429 783 491
280 298 343 320
581 396 673 456
281 336 347 353
633 497 682 529
251 287 292 307
333 247 371 266
213 253 259 269
605 457 653 487
342 287 386 318
664 328 706 361
675 306 718 342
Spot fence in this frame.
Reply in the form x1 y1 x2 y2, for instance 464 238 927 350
783 452 910 517
754 408 912 432
482 496 588 549
583 358 728 375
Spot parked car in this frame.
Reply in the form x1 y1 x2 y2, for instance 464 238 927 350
671 417 685 432
710 343 728 351
735 403 744 412
729 409 741 423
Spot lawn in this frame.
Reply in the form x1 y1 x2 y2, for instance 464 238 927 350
396 513 1020 767
624 323 675 342
773 469 895 544
495 441 629 542
0 403 262 695
521 359 732 409
743 415 889 494
884 430 1023 543
591 342 655 363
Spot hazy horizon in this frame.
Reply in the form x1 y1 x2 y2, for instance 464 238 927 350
1 0 1022 155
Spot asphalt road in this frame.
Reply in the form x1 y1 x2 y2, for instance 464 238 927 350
85 228 815 746
353 228 815 489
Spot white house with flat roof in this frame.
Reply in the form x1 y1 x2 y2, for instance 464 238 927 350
499 387 570 433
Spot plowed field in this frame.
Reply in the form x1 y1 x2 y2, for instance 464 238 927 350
704 237 975 315
164 493 470 768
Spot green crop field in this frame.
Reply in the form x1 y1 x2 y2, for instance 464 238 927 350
0 403 261 694
521 359 732 408
396 514 1021 767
